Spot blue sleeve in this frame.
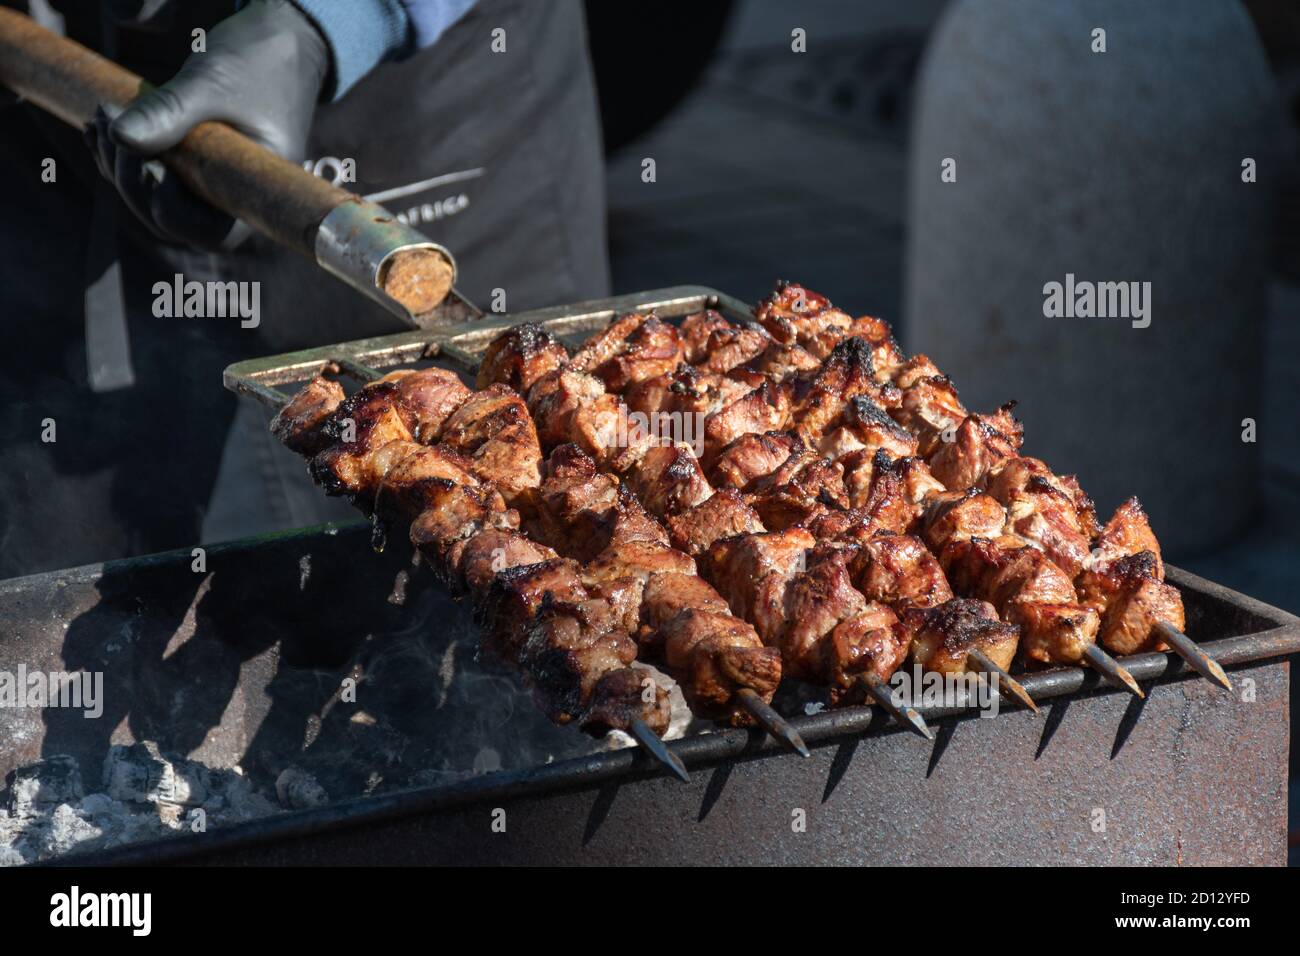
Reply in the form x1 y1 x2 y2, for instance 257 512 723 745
400 0 477 50
290 0 476 101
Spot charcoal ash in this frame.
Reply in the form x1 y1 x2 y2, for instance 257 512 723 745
8 754 83 815
1 650 691 864
1 746 279 866
103 741 212 806
2 557 696 863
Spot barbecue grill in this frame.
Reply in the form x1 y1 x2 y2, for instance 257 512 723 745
3 287 1295 865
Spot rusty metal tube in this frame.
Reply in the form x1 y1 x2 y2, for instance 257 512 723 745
0 8 455 323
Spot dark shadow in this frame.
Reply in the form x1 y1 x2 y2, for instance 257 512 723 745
1035 696 1071 759
37 524 597 806
822 737 859 803
698 761 733 821
926 719 957 777
1110 693 1149 759
583 781 621 845
40 525 419 789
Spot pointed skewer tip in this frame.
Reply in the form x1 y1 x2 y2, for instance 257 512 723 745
1082 644 1145 699
1155 621 1233 692
629 718 690 783
860 672 934 740
738 688 811 757
968 648 1040 715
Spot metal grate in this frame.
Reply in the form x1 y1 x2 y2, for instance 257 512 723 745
224 286 750 408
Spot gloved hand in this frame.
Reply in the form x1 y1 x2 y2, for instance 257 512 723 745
85 0 330 251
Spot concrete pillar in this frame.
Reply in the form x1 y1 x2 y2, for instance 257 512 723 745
904 0 1280 554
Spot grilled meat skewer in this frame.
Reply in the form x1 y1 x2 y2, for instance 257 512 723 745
912 406 1222 689
498 320 1068 692
830 530 1036 712
469 336 801 744
485 323 1048 729
544 284 1215 692
487 328 944 732
531 443 790 735
270 367 677 748
705 528 932 737
721 288 1208 686
273 360 799 764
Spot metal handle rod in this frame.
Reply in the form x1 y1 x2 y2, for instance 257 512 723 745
0 8 455 324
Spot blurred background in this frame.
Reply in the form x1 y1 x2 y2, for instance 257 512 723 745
594 1 1297 607
594 0 1296 619
590 0 1299 858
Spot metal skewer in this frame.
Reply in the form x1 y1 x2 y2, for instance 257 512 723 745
967 648 1039 714
1081 643 1145 699
737 688 810 757
628 718 690 782
334 357 383 383
1154 620 1232 691
858 672 934 740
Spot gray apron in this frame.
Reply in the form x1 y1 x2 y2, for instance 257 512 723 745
0 0 609 577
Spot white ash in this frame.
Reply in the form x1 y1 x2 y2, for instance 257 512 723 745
604 663 694 750
650 664 696 741
103 741 209 806
1 744 288 866
9 754 82 813
2 652 701 864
